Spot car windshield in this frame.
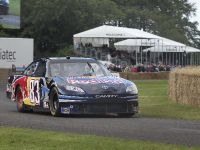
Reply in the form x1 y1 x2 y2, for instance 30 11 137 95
49 61 111 77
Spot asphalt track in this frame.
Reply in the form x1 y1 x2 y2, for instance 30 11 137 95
0 15 20 28
0 82 200 147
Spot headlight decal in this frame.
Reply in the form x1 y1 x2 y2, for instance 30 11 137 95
126 84 138 94
65 85 85 93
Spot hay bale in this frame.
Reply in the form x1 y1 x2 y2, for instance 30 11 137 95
168 67 200 107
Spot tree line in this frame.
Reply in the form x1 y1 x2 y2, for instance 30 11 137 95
0 0 200 57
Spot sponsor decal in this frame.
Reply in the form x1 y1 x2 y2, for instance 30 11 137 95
101 85 109 90
43 102 49 108
61 107 71 114
67 78 123 85
30 79 40 105
95 95 118 98
0 49 16 61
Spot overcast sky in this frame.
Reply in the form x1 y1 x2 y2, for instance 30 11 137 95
188 0 200 29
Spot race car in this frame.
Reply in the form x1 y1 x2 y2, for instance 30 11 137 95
6 57 139 117
0 0 9 15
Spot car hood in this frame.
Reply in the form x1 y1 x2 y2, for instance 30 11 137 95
53 76 133 95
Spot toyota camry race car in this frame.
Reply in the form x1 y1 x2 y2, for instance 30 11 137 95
6 57 139 117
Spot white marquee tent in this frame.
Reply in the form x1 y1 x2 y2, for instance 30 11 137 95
74 25 185 48
114 39 200 53
73 25 200 66
142 45 200 53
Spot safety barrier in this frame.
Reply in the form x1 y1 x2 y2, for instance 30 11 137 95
119 72 169 80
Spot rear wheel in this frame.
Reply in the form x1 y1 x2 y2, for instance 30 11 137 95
49 87 60 117
16 87 26 113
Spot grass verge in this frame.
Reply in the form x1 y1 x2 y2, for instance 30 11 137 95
135 80 200 120
0 126 199 150
9 0 20 16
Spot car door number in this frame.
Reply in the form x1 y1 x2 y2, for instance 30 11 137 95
30 80 40 105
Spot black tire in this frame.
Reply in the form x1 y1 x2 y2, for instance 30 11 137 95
16 87 26 113
49 87 61 117
118 113 135 118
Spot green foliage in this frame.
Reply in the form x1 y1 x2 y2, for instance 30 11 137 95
9 0 21 16
1 0 200 57
56 45 76 57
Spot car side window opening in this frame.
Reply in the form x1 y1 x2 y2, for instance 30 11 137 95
23 62 38 76
34 61 46 77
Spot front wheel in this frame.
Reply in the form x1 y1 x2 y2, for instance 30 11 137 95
49 87 61 117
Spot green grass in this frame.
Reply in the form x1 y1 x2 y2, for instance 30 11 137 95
9 0 20 16
135 80 200 120
0 126 199 150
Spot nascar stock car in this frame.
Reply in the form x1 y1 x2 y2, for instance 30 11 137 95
6 57 139 117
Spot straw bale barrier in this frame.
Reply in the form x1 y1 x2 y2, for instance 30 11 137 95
120 72 169 80
169 67 200 107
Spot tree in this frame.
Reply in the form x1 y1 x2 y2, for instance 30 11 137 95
1 0 199 57
112 0 200 46
21 0 123 56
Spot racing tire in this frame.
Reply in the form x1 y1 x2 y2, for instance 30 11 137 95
16 87 27 113
49 87 61 117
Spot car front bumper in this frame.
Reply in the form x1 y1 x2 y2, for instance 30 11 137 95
58 95 139 115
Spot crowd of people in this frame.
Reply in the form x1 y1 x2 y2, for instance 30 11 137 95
107 63 178 73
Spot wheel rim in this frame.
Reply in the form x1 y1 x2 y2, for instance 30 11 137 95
53 94 58 110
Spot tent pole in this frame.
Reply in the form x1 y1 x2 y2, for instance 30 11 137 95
193 52 194 66
196 52 197 66
158 51 159 65
181 49 183 66
141 46 143 64
185 52 188 66
150 51 151 65
179 47 180 66
136 50 138 65
162 39 164 65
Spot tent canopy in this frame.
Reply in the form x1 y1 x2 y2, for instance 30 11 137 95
74 25 157 38
142 45 200 53
114 38 184 47
114 39 186 52
74 25 200 53
74 25 185 48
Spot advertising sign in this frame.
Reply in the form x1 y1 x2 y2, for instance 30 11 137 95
0 38 33 69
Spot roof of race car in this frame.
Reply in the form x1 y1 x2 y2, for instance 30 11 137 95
43 57 98 63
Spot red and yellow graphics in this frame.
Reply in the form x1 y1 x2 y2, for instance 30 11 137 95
13 76 41 107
